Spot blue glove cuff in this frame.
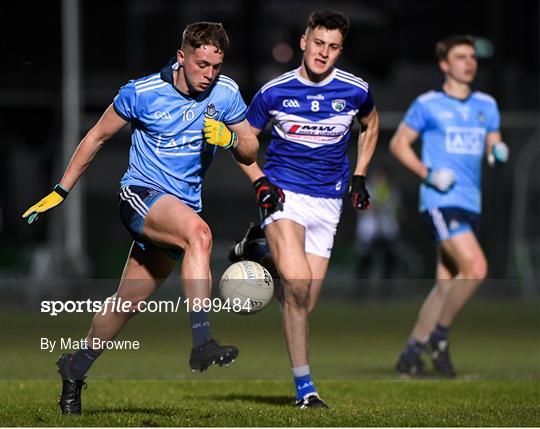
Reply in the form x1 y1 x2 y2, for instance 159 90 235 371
223 132 238 151
54 184 70 199
492 143 508 163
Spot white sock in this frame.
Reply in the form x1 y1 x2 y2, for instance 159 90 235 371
292 365 310 378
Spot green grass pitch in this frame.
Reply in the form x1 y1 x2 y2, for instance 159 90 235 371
1 299 539 426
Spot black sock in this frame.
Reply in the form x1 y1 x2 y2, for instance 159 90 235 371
68 346 101 380
430 323 450 344
189 311 212 348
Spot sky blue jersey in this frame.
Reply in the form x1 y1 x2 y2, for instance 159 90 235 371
113 60 247 212
247 68 374 198
404 90 500 214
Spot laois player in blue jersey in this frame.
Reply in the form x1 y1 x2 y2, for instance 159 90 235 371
22 22 258 414
233 11 379 408
390 35 509 377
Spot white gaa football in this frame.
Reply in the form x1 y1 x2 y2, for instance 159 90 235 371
219 261 274 314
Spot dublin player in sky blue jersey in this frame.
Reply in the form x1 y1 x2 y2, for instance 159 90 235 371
234 11 379 408
390 35 509 377
22 22 258 414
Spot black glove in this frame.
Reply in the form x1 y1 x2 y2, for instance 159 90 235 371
253 176 285 220
228 223 268 263
349 175 370 210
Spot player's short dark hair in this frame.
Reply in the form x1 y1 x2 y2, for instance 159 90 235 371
307 10 350 39
181 22 230 52
435 34 475 60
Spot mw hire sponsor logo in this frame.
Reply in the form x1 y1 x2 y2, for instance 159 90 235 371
287 123 343 137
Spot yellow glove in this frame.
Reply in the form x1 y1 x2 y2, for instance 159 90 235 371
203 118 238 150
22 184 69 224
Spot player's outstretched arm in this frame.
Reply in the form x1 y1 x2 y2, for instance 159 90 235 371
22 104 127 224
204 118 258 165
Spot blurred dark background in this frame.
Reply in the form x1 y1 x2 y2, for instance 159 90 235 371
1 0 539 297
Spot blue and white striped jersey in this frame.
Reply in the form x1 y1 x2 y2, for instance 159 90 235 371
247 67 374 198
404 90 500 214
113 59 247 212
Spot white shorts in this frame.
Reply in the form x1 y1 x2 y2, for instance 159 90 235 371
262 189 342 259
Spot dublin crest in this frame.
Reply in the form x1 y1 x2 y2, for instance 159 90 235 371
205 103 218 118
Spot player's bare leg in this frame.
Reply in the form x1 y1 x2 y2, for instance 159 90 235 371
266 220 310 366
142 195 212 301
56 243 175 414
397 231 487 377
75 195 218 358
85 243 176 346
395 247 456 376
437 232 487 325
306 253 329 314
142 195 238 371
410 248 457 342
397 241 458 376
425 232 487 376
265 219 327 407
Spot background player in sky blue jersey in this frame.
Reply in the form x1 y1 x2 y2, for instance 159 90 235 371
235 11 379 408
390 35 509 377
22 22 258 414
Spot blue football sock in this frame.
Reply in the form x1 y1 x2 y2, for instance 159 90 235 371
292 366 317 400
68 346 101 379
189 310 212 348
430 323 450 344
403 337 425 362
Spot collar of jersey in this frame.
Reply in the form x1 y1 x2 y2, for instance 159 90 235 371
160 57 214 102
439 88 474 103
294 67 337 87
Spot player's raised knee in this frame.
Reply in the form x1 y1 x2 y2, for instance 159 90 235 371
470 259 487 281
285 279 311 309
462 256 487 280
185 221 213 253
